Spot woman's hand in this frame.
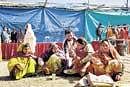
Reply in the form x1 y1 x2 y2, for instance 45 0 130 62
27 54 37 59
38 57 44 66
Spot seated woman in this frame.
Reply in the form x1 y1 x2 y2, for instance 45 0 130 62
69 37 94 76
86 39 123 81
37 43 65 75
8 43 37 80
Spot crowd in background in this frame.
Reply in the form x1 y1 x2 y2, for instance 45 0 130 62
96 24 129 56
106 24 129 41
1 23 129 44
1 26 25 43
96 24 129 41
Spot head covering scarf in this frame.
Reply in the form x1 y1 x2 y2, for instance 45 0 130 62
17 23 36 53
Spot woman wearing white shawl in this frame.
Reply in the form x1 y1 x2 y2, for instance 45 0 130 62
23 23 36 54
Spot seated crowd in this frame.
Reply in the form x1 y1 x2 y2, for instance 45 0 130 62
7 28 123 84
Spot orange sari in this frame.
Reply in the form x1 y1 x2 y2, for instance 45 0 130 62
87 47 123 76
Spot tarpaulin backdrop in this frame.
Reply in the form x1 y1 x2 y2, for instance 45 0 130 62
85 10 130 42
0 7 85 42
1 7 130 42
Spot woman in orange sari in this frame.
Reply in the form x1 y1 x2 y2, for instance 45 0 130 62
87 39 123 81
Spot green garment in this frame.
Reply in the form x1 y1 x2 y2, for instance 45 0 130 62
45 54 61 74
8 57 36 80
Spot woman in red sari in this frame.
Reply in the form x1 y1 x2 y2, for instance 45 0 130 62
68 37 94 76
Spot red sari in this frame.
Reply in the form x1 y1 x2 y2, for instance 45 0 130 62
72 44 94 74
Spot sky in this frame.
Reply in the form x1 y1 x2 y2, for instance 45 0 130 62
0 0 130 7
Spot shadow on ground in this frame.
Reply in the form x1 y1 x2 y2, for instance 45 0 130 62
0 76 11 81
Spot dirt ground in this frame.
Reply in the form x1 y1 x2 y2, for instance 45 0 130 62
0 55 130 87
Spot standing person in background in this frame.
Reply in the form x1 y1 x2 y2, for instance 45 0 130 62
124 25 129 40
119 27 125 39
63 29 77 69
106 25 113 39
96 23 102 40
110 28 117 46
123 25 129 55
11 28 17 43
23 23 36 54
17 29 24 43
1 26 11 43
115 25 120 39
7 28 11 41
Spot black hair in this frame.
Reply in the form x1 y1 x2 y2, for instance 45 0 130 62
64 29 73 35
21 43 31 53
77 37 87 45
23 43 30 48
99 23 102 25
100 39 109 44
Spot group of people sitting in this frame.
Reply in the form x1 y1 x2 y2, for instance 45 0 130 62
7 29 124 83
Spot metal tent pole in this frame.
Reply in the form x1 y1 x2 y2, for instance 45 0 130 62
126 0 128 11
44 0 48 7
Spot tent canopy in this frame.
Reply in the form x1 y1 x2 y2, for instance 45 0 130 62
0 0 129 10
0 0 130 42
